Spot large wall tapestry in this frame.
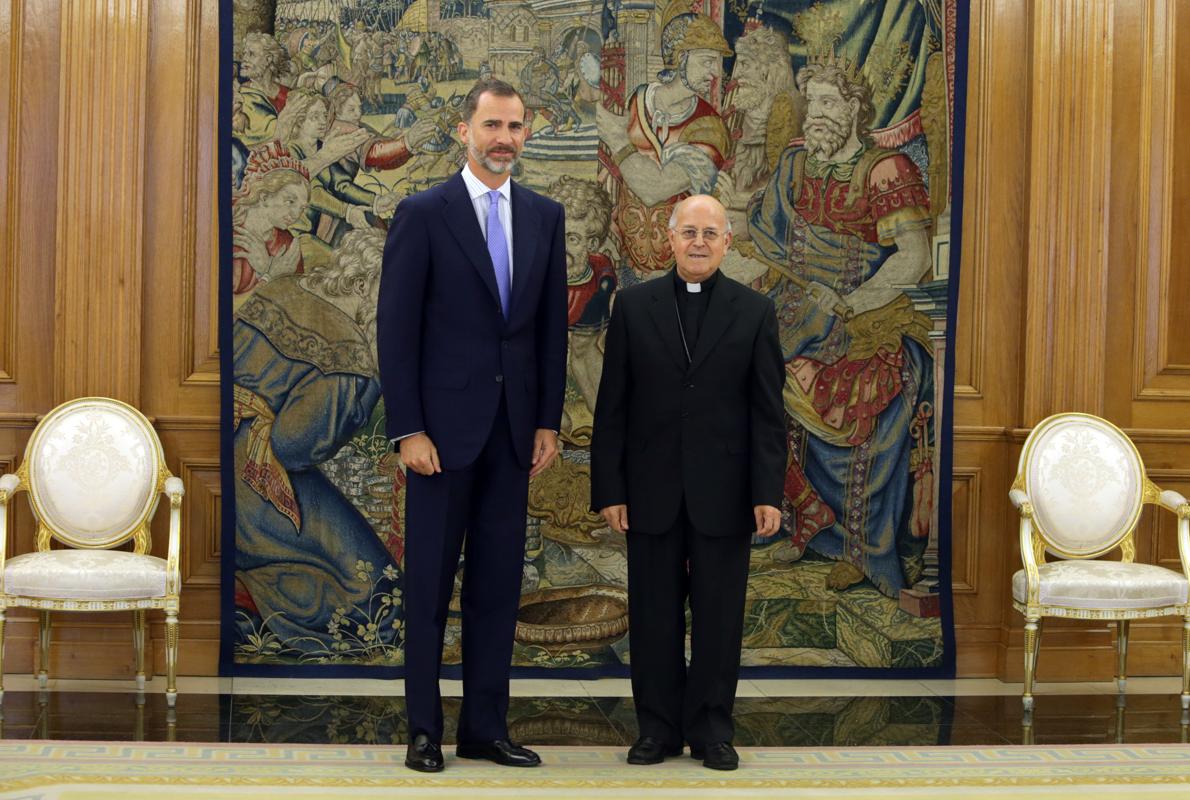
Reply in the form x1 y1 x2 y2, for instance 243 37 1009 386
220 0 967 676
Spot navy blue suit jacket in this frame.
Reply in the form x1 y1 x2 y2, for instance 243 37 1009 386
377 171 568 470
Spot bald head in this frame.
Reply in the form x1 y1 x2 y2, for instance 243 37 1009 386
667 194 733 283
668 194 731 233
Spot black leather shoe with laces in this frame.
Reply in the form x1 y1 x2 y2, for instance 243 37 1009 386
455 739 541 767
695 741 739 771
405 733 444 772
626 736 683 765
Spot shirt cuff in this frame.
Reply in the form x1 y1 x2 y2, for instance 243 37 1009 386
391 431 425 445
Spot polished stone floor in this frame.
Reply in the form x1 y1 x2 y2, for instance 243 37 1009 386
1 677 1188 746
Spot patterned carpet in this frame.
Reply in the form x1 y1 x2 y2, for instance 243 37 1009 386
3 742 1190 798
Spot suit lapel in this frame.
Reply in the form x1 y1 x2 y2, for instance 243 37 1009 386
441 171 502 309
509 181 538 322
645 272 690 373
688 275 738 374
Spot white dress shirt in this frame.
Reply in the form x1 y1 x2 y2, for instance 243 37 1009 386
460 162 514 281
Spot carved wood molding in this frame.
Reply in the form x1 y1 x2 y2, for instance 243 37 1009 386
52 0 149 405
0 0 24 384
177 458 220 587
152 415 220 431
0 412 39 428
177 0 220 386
1022 0 1114 422
1132 0 1190 400
954 0 999 400
951 467 983 594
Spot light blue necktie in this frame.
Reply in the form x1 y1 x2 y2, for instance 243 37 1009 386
486 190 511 320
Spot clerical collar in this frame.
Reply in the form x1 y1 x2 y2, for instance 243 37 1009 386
673 267 719 294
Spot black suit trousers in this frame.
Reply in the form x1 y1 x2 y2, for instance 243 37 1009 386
626 502 752 747
402 396 529 744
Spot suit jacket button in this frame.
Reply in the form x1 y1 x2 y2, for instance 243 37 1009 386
496 374 504 383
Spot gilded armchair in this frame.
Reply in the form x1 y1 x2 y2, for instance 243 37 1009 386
0 398 184 706
1010 412 1190 712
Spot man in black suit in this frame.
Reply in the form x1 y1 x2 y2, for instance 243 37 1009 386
377 79 568 772
590 194 786 771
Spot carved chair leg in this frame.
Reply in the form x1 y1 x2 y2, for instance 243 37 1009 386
165 610 179 707
37 611 51 688
1023 617 1041 711
135 692 145 742
0 608 6 700
1182 616 1190 711
132 610 146 692
1116 619 1130 694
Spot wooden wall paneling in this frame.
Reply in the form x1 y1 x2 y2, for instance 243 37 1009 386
0 0 20 387
1120 466 1190 677
141 0 221 414
142 428 222 677
1 0 59 409
1163 0 1190 374
1021 1 1115 423
953 0 1029 428
949 0 1031 677
0 0 63 675
1110 0 1190 426
137 0 222 676
51 0 149 406
951 433 1013 676
27 0 154 680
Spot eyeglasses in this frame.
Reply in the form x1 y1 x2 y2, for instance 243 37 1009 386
676 227 724 242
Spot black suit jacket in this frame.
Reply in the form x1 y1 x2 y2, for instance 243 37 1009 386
377 171 568 469
590 269 787 536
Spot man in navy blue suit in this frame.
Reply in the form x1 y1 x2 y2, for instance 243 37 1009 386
377 78 568 772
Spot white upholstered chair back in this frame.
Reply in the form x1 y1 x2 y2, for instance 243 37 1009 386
1019 413 1144 558
25 398 163 548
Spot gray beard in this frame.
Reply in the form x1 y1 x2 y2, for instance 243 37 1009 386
471 143 518 174
804 123 848 160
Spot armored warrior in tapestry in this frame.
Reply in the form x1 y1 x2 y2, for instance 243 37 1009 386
224 0 961 673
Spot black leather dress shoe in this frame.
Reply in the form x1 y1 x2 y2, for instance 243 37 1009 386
405 733 444 772
626 736 683 765
455 739 541 767
694 741 739 771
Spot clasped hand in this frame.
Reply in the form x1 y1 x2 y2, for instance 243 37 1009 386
599 504 783 537
399 428 558 477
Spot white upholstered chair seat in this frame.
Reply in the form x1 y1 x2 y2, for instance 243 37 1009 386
5 549 167 600
1012 560 1189 610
